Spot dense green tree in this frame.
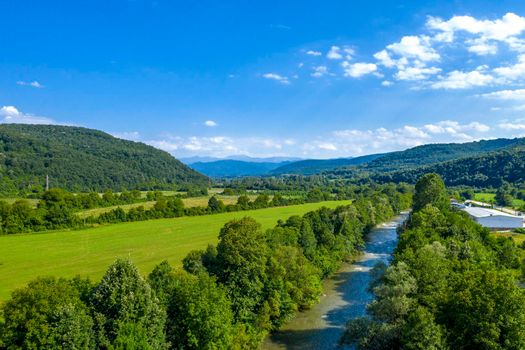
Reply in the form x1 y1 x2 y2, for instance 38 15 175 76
400 306 446 350
215 218 268 324
90 259 166 349
1 277 94 349
413 173 449 212
207 196 225 213
495 186 514 207
166 272 234 349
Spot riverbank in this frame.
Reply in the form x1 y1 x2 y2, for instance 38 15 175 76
263 212 408 349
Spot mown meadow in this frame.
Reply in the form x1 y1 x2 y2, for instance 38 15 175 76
0 200 350 302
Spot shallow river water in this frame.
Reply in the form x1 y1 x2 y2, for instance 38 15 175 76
263 212 409 350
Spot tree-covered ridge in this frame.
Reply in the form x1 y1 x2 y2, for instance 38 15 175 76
0 124 209 194
370 148 525 187
360 137 525 172
341 174 525 349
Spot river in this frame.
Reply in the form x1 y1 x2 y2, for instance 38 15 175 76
263 212 409 350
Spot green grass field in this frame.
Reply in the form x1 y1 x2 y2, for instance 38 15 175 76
0 200 350 302
474 192 525 208
76 194 261 219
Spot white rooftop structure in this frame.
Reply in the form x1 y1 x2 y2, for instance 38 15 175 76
463 207 523 229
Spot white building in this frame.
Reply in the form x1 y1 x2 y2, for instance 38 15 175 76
463 207 524 230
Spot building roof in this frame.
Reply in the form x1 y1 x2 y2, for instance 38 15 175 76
463 206 522 219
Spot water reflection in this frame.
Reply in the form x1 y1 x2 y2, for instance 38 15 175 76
263 213 408 350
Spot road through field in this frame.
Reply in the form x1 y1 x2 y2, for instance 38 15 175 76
0 200 350 302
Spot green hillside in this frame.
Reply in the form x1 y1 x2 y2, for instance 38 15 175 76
360 138 525 172
0 124 208 194
325 137 525 183
370 148 525 187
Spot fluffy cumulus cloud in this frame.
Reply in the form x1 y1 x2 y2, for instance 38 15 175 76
326 46 354 60
479 89 525 100
327 119 493 156
262 73 290 85
146 134 294 158
258 13 525 92
395 66 441 81
498 122 525 131
204 120 218 127
431 69 494 89
0 106 55 124
373 34 442 83
342 62 377 78
427 13 525 53
493 54 525 81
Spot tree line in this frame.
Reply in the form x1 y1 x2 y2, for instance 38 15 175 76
0 184 412 349
341 173 525 349
0 184 401 235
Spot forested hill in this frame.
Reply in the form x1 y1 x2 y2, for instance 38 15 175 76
270 153 386 175
0 124 208 194
360 137 525 172
369 148 525 187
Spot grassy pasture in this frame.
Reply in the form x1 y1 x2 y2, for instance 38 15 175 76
76 194 261 219
474 192 525 208
0 200 350 302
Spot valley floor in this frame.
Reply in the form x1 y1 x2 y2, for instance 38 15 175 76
0 200 350 302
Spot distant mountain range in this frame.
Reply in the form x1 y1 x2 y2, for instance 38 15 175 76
180 155 302 164
189 160 293 177
269 153 386 175
186 137 525 182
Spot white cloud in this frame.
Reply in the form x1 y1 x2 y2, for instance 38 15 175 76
317 143 337 151
146 134 292 158
0 106 55 124
311 65 329 78
204 120 218 127
466 38 498 55
329 119 493 156
306 50 322 56
427 13 525 54
262 73 290 85
480 89 525 100
498 123 525 130
395 66 441 81
381 80 393 86
16 80 44 88
384 35 440 63
493 54 525 81
431 70 494 89
342 62 377 78
326 46 343 60
423 120 490 134
374 50 399 68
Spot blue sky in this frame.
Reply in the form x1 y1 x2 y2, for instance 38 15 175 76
2 0 525 159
